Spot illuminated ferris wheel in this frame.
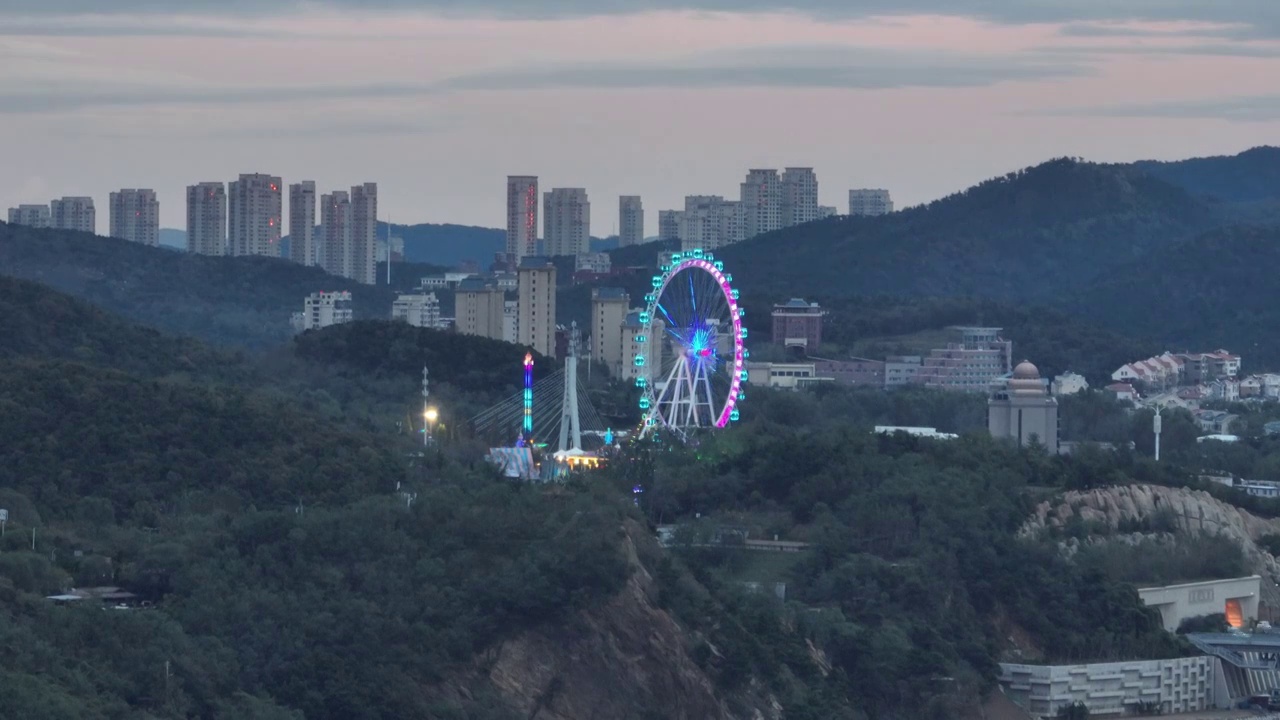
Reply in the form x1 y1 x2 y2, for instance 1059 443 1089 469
634 249 747 441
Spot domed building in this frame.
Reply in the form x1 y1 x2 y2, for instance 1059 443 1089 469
988 360 1059 454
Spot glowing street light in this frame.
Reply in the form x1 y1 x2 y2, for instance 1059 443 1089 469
425 406 439 444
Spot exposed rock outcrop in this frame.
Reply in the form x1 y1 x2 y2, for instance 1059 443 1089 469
444 521 781 720
1022 484 1280 604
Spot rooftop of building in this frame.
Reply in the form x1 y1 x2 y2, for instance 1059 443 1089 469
592 287 628 301
518 256 556 270
456 278 497 292
774 298 821 309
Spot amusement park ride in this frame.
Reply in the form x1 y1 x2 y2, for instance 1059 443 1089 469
475 248 746 480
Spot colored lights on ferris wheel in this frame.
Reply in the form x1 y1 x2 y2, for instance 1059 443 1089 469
634 355 645 367
730 409 740 422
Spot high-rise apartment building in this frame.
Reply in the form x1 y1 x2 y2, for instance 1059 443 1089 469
455 278 506 341
291 291 353 332
320 190 350 277
7 204 50 228
591 288 630 377
740 169 781 240
506 176 539 260
658 210 681 241
349 183 378 285
781 167 819 227
50 197 96 234
848 189 894 216
108 189 159 246
186 182 226 256
619 195 644 247
543 187 590 257
677 196 745 251
518 256 557 358
289 181 317 267
392 292 443 329
228 173 282 257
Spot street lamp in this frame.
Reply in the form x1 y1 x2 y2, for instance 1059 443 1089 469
425 406 439 444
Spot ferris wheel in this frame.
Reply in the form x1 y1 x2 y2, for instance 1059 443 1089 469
634 249 747 441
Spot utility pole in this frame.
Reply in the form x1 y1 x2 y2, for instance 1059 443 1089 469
1154 407 1163 461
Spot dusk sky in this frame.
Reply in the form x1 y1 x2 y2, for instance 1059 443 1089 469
3 1 1279 233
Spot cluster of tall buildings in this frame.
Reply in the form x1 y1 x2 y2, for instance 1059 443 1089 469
504 176 648 261
655 169 894 252
188 174 379 284
7 195 156 245
7 175 380 285
454 256 558 358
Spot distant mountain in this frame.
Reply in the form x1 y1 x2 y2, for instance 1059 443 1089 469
1129 146 1280 203
159 227 186 250
0 223 396 349
718 158 1220 303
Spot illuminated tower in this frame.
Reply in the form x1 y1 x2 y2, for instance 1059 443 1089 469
522 353 534 441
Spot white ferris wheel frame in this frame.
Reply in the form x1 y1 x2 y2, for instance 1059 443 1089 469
634 249 746 440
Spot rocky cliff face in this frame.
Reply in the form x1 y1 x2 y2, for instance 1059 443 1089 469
442 521 781 720
1022 484 1280 603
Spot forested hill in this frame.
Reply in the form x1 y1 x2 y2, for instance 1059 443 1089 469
0 275 245 379
720 158 1219 302
0 222 397 349
1078 225 1280 361
1129 146 1280 203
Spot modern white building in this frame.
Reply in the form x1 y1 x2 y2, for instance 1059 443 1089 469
848 189 893 216
289 181 317 267
292 291 353 332
392 293 443 329
543 187 590 257
50 196 96 234
1000 656 1222 718
1138 576 1260 632
781 167 819 227
741 169 782 239
506 175 539 260
746 361 825 389
108 189 159 246
186 182 226 256
619 195 644 247
228 173 282 257
1051 372 1090 396
320 190 350 278
7 204 50 228
518 256 557 358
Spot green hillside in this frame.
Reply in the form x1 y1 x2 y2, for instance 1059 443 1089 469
1130 146 1280 203
1078 224 1280 362
0 222 397 349
720 158 1219 302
